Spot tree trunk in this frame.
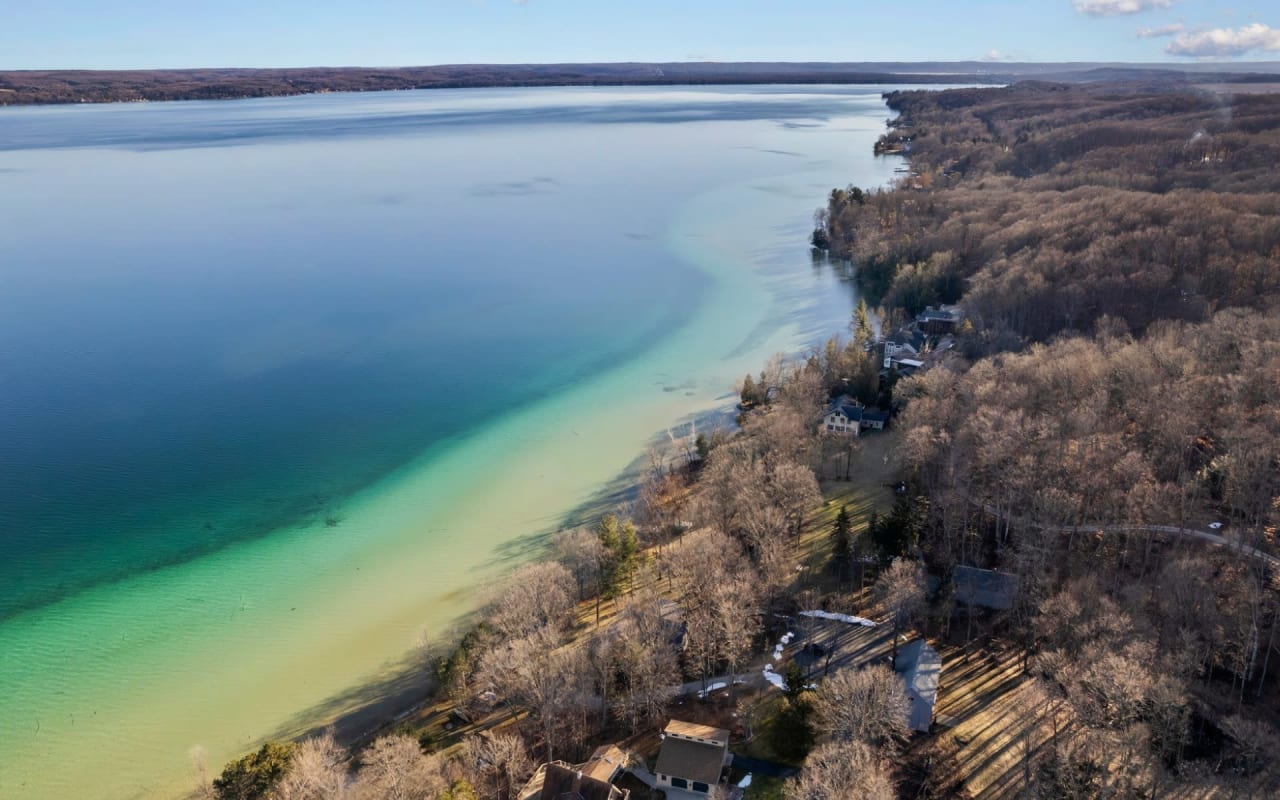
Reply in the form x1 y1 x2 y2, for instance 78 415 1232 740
1256 609 1277 700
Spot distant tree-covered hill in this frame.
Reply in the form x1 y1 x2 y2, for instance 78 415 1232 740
2 61 1278 106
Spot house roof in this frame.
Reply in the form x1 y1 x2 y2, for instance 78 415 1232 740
654 737 725 786
581 745 628 783
539 762 627 800
827 396 863 421
895 639 942 733
953 565 1019 611
663 720 729 745
892 329 928 349
861 408 891 423
893 358 925 369
918 306 961 323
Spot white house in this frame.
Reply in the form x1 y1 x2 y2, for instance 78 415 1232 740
821 396 864 436
653 720 731 796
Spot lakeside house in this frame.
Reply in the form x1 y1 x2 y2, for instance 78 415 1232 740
653 719 732 797
877 308 962 378
917 305 962 335
895 639 942 733
821 396 864 436
882 340 919 369
822 396 890 435
889 357 925 377
861 408 890 431
519 745 631 800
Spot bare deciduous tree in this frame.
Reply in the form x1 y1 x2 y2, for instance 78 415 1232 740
276 731 349 800
460 732 534 800
811 664 909 748
486 561 578 641
553 527 607 602
872 557 926 660
478 628 587 763
351 734 446 800
786 740 894 800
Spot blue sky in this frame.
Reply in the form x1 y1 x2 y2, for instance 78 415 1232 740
5 1 1279 70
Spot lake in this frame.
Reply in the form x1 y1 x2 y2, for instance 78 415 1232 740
0 85 901 798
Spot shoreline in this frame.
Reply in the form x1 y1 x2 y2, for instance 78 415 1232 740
5 61 1278 109
274 163 908 768
0 64 1015 108
0 90 901 800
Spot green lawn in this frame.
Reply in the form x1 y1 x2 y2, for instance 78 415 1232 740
743 774 786 800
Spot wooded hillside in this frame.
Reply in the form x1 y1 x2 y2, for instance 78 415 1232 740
817 83 1280 796
820 84 1280 344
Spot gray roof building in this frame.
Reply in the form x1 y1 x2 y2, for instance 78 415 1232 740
520 760 629 800
953 565 1019 611
653 720 730 796
895 639 942 733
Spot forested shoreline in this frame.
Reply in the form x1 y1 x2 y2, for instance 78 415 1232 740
2 62 1277 107
0 64 991 106
201 82 1280 800
815 82 1280 796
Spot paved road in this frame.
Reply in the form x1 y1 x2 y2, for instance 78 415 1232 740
731 754 798 778
981 504 1279 567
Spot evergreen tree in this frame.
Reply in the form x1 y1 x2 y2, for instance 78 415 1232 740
771 687 816 763
212 741 296 800
847 345 881 406
740 374 758 407
695 433 710 460
440 780 479 800
783 662 808 703
831 504 852 581
597 514 639 599
870 495 928 562
853 298 875 346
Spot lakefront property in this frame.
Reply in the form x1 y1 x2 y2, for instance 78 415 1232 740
821 395 890 436
0 84 907 799
653 720 732 796
6 2 1280 796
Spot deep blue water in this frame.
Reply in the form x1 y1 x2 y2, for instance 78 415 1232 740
0 85 894 620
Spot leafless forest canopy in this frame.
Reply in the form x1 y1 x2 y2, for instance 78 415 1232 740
816 82 1280 796
822 84 1280 338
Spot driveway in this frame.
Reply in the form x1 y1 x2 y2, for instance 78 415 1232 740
731 754 798 778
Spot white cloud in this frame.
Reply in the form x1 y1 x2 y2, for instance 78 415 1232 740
1166 22 1280 57
1136 22 1186 38
982 49 1006 61
1072 0 1174 17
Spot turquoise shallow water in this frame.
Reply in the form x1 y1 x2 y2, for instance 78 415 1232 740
0 85 904 798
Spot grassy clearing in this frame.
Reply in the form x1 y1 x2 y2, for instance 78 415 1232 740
743 774 786 799
816 430 900 524
787 429 899 607
927 642 1052 799
738 694 797 764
